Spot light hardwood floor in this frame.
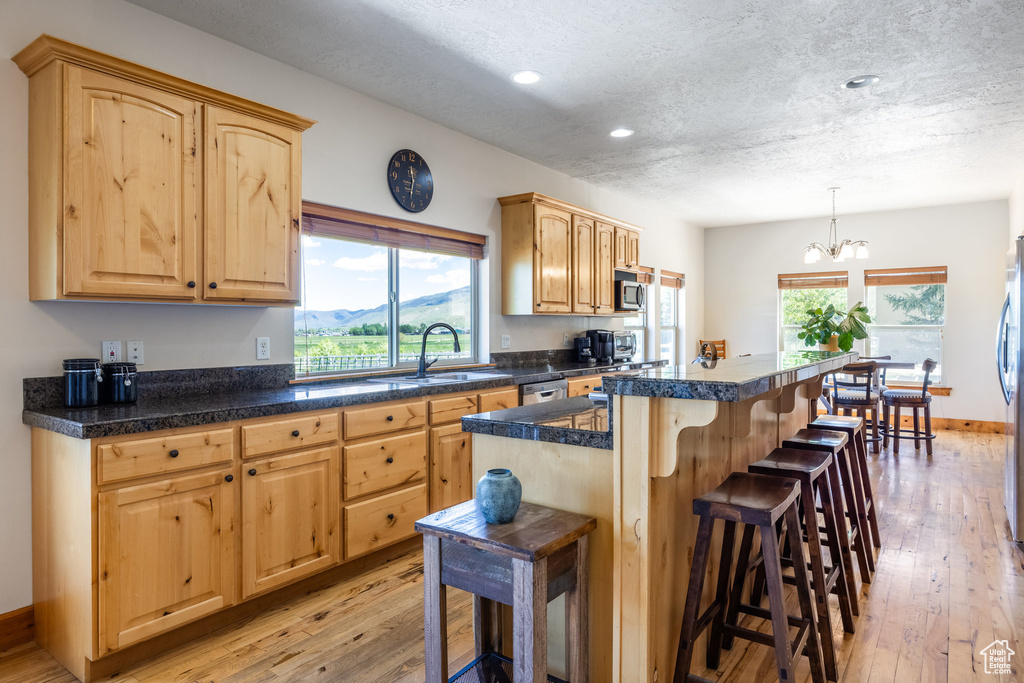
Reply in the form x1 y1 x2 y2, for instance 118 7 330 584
1 430 1021 682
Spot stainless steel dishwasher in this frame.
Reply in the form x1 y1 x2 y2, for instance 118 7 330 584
520 378 568 405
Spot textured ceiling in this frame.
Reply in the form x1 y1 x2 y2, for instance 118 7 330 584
125 0 1024 226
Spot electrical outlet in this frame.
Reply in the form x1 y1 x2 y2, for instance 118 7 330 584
126 340 144 365
500 334 511 349
256 336 271 360
563 333 570 347
102 341 121 363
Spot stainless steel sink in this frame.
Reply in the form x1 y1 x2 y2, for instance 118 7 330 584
365 370 510 385
431 371 511 380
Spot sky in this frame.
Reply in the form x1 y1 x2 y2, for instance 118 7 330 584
299 235 471 312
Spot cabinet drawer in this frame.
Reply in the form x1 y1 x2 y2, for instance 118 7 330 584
344 400 426 440
98 428 234 484
477 387 518 413
343 432 427 499
429 395 478 425
567 375 603 398
241 412 338 458
344 484 426 559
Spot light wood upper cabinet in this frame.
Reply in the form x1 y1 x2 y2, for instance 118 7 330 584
241 446 339 598
63 67 200 300
204 107 301 302
571 215 595 314
595 221 616 314
14 34 314 305
98 469 235 655
500 193 642 315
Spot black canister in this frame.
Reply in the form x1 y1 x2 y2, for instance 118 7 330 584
102 362 138 404
63 358 102 408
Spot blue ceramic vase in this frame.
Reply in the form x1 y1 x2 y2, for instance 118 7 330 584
476 468 522 524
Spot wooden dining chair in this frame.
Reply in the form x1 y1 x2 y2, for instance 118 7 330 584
699 339 727 360
830 361 883 453
881 359 938 455
859 355 891 392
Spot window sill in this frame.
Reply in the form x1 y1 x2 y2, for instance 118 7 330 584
289 362 496 385
884 383 952 396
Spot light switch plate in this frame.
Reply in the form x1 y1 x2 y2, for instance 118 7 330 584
500 334 511 349
127 340 144 365
563 333 570 347
256 337 271 360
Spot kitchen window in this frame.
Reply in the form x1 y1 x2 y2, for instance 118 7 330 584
660 270 684 363
296 202 484 376
778 271 849 351
864 266 946 384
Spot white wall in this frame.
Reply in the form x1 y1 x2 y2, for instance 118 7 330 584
0 0 703 612
705 200 1009 424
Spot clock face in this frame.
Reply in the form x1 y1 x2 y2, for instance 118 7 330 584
387 149 433 213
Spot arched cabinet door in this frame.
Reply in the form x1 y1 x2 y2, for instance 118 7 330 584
204 106 301 303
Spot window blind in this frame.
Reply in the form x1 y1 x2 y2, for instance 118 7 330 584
636 265 654 285
778 271 849 290
660 269 684 289
864 265 947 287
301 201 486 259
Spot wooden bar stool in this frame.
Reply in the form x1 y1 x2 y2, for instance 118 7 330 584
782 428 874 583
673 472 826 683
882 358 938 456
747 448 856 681
809 415 882 550
416 500 596 683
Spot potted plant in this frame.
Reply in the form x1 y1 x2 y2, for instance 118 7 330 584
797 302 871 352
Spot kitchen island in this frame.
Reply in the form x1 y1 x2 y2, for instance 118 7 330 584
462 351 853 682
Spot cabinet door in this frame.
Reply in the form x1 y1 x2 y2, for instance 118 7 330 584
241 447 339 598
614 226 629 269
594 222 615 314
204 106 301 302
571 215 595 314
64 66 199 299
627 230 640 269
429 424 473 513
533 205 572 313
98 469 234 654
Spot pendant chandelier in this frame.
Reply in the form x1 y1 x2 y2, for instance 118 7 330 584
803 187 868 264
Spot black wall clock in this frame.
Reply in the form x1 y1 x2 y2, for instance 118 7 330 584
387 149 433 213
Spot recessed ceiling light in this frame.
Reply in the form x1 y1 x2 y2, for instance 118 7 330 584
842 75 880 89
610 128 634 138
511 70 541 84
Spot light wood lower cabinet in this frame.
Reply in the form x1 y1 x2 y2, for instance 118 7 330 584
343 431 427 499
343 484 427 559
567 374 604 398
241 447 340 598
97 468 235 655
429 424 473 513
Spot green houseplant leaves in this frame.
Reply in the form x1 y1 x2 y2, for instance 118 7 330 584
797 301 871 352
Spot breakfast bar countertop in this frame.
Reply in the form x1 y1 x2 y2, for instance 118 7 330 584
461 396 612 450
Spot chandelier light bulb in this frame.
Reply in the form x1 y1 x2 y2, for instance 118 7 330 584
855 243 869 259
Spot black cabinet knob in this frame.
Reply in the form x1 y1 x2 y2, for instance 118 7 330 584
387 513 395 521
248 468 257 476
209 282 218 289
187 281 196 288
168 449 179 458
386 415 394 422
386 456 394 464
224 474 233 482
291 429 300 437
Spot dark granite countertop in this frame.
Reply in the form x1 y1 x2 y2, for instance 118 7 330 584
603 351 854 402
24 358 663 439
461 396 613 450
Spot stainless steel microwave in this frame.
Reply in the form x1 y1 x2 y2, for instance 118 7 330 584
615 280 645 311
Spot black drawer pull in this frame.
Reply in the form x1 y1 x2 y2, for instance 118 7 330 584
168 449 179 458
386 415 394 422
387 513 395 521
248 468 257 476
187 281 196 288
291 429 300 437
209 282 218 289
386 456 394 464
224 474 233 482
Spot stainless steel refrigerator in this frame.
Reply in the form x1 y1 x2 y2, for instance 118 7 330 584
998 236 1024 541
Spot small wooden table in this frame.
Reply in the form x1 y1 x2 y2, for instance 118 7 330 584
416 500 597 683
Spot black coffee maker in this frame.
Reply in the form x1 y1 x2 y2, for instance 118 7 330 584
585 329 614 363
573 336 593 363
